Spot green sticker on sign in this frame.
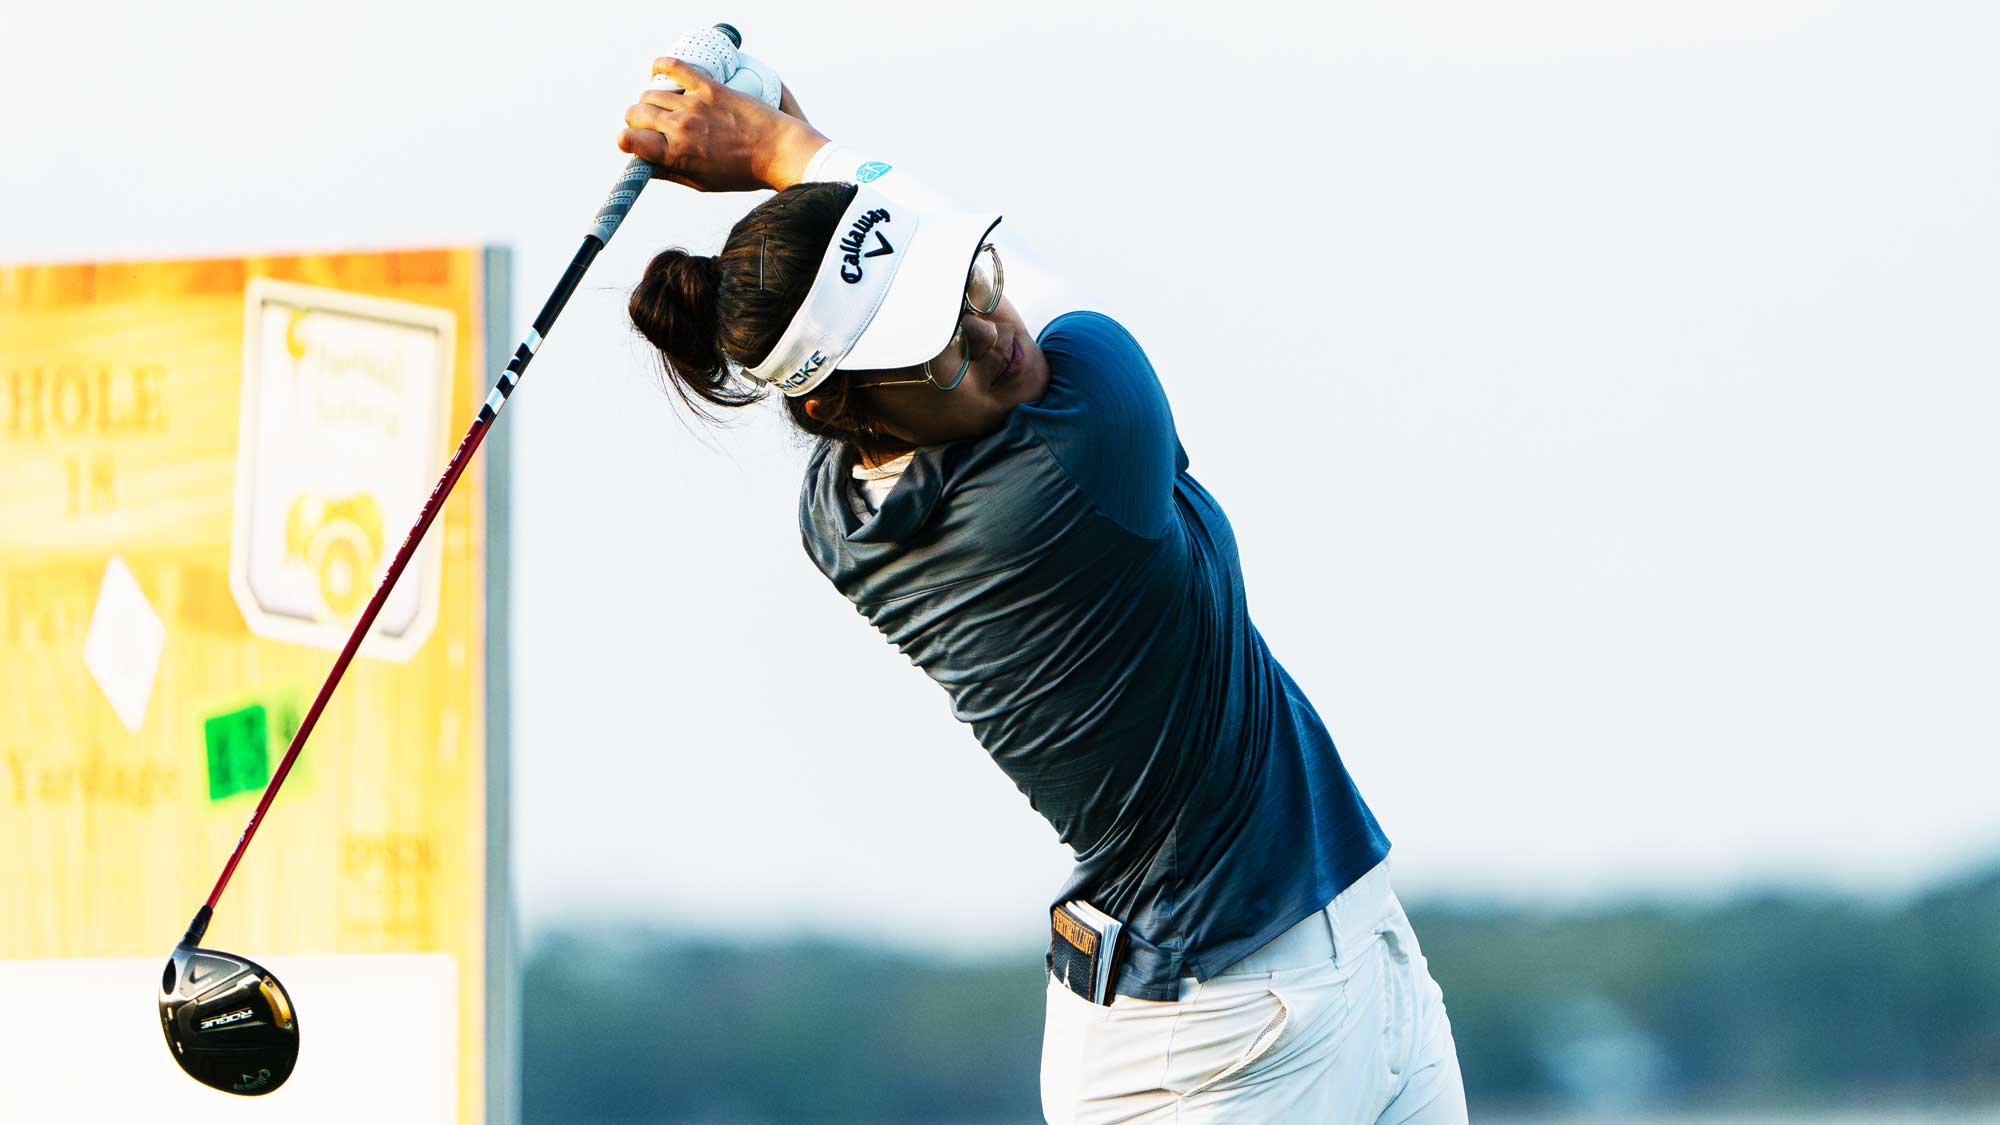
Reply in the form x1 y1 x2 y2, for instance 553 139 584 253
203 704 270 801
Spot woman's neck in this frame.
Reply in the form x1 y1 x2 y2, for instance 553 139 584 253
854 439 916 470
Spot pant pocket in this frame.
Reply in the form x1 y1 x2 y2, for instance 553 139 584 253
1163 981 1292 1098
1377 908 1436 1082
1048 981 1188 1116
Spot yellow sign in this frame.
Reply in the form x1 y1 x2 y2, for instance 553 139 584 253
0 249 507 1123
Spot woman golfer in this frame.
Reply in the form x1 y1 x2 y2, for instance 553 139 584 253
619 57 1468 1124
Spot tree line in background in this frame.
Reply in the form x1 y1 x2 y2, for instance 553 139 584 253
522 863 2000 1123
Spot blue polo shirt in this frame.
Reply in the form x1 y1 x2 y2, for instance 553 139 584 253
799 311 1389 1000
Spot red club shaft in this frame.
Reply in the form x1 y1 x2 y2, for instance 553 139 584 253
194 227 624 929
204 414 491 910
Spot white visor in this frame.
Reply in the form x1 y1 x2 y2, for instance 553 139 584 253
745 185 1002 397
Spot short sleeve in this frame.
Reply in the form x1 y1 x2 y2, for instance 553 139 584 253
1019 312 1187 538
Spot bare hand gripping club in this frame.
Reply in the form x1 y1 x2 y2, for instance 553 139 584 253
157 23 779 1098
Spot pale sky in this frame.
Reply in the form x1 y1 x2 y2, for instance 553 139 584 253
6 0 1996 954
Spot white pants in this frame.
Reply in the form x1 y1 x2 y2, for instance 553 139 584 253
1041 859 1467 1124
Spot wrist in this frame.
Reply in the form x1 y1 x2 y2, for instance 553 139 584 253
757 121 831 191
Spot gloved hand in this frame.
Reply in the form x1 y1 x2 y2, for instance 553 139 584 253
618 27 827 193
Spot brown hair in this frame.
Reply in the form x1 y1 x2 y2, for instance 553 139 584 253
628 182 909 461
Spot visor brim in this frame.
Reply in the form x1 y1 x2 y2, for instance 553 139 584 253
840 211 1003 373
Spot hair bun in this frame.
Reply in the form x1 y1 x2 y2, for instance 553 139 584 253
631 249 758 412
631 249 720 365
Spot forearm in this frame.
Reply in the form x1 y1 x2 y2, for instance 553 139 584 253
758 120 833 191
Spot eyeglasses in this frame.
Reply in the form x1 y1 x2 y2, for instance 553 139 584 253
850 244 1004 392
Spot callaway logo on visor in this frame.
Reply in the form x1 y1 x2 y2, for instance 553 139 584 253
744 183 999 399
838 208 895 282
772 203 901 390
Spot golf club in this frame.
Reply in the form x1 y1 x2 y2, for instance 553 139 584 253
157 22 776 1096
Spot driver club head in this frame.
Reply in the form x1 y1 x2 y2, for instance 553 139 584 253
158 942 299 1096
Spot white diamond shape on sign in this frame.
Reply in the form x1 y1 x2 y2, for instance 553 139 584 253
81 555 167 734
